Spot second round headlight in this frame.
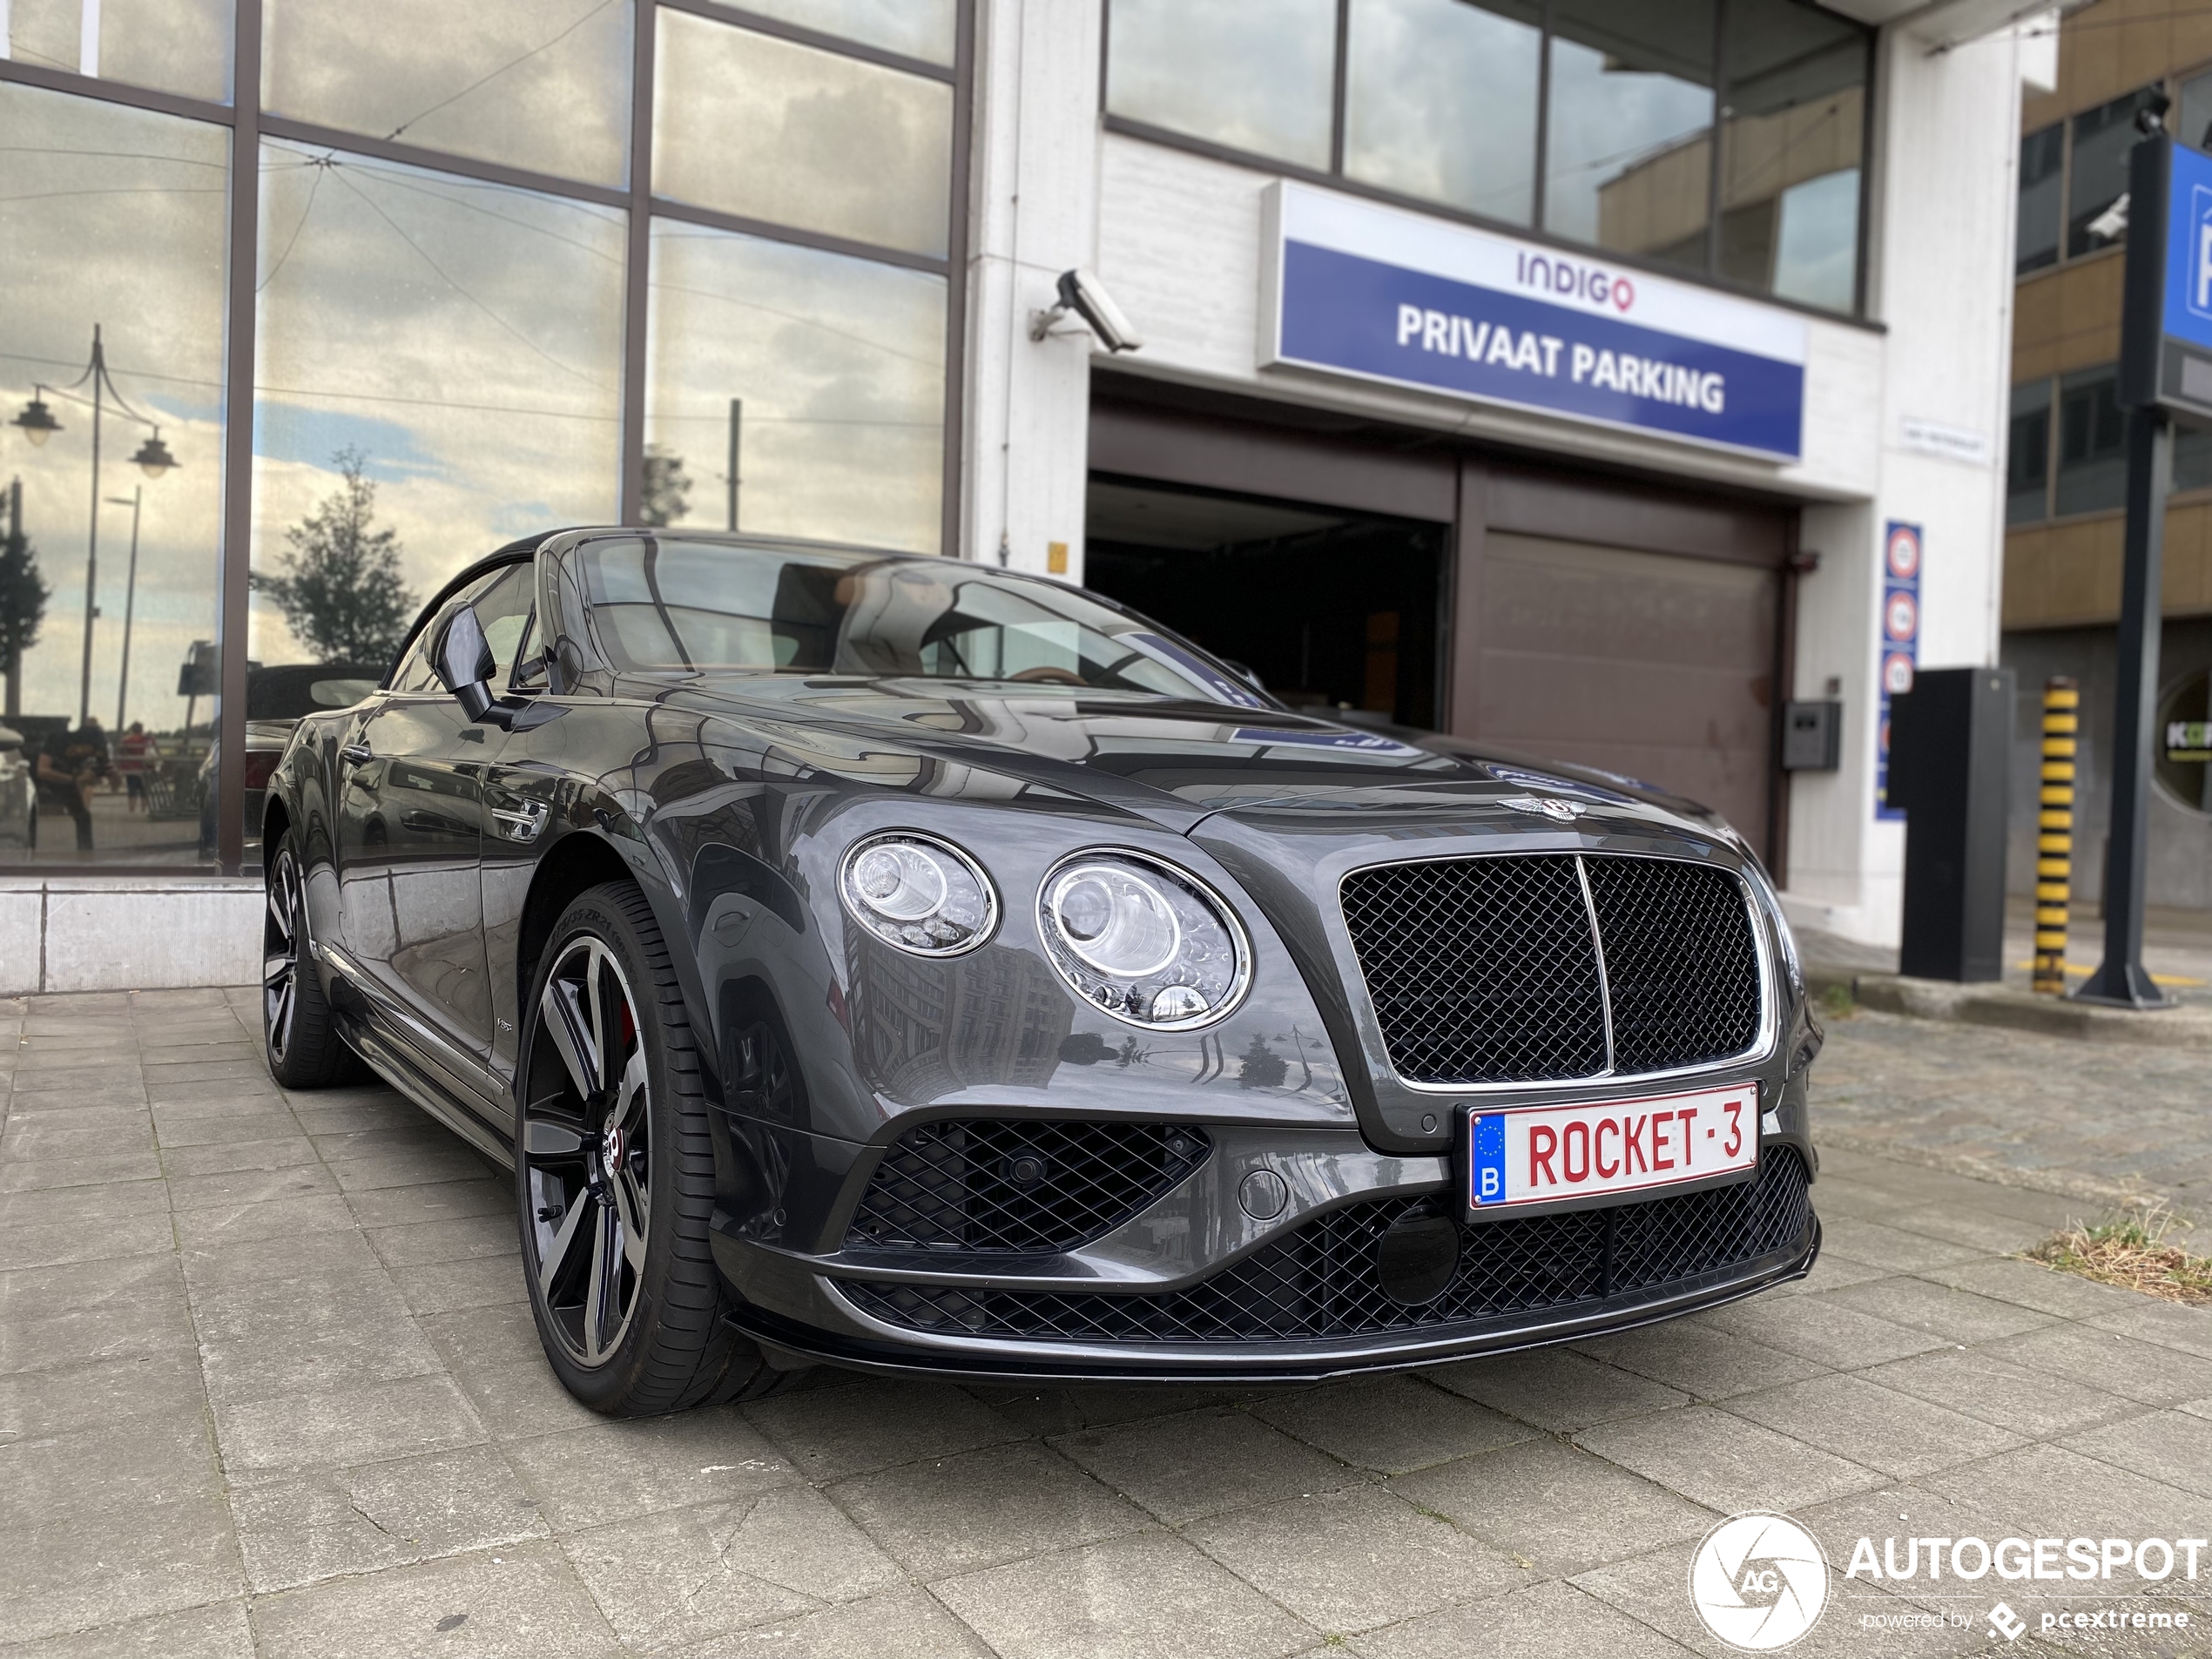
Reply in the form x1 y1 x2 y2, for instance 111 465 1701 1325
1039 852 1250 1028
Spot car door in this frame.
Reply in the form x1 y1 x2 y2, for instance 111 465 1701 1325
334 564 532 1089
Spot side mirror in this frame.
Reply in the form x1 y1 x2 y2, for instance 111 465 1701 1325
433 605 506 727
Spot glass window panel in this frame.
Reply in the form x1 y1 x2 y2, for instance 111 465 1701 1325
1344 0 1541 226
1546 0 1716 271
3 0 233 103
250 140 624 752
726 0 956 65
2174 422 2212 494
2068 86 2163 259
2006 380 2053 525
260 0 631 188
2182 68 2212 157
0 84 228 865
2054 365 2127 517
2017 123 2063 274
645 219 944 553
654 10 951 257
1105 0 1336 170
1714 0 1864 309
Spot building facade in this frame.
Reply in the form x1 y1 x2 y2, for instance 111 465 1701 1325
0 0 2042 990
2002 3 2212 912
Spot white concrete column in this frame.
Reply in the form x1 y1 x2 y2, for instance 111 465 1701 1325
960 0 1105 579
1783 18 2027 947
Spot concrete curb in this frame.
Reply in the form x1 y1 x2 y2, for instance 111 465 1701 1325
1809 964 2212 1049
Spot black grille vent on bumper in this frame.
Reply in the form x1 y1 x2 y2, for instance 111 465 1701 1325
1339 853 1763 1085
845 1119 1211 1254
840 1148 1812 1344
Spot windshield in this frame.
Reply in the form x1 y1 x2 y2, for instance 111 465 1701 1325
573 536 1273 707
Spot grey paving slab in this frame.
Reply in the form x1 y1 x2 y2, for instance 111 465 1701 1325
1815 1214 1994 1272
1695 1291 1958 1368
1423 1344 1692 1431
827 1438 1147 1579
229 1443 550 1594
1575 1317 1831 1399
1723 1371 2027 1480
1187 1481 1528 1634
0 1409 225 1528
389 1251 526 1315
1575 1402 1887 1513
1914 1256 2154 1319
2058 1409 2212 1500
1245 1373 1537 1474
1352 1576 1698 1659
0 1209 178 1272
362 1212 519 1270
744 1378 1024 1484
0 1175 167 1228
1390 1437 1717 1575
1860 1345 2149 1439
164 1163 337 1212
2084 1298 2212 1361
561 1489 900 1649
1991 1321 2212 1407
210 1372 488 1472
0 1493 246 1646
0 1599 257 1659
647 1584 991 1658
249 1540 617 1659
178 1225 383 1292
0 1150 165 1190
934 1527 1316 1659
1050 1406 1363 1525
972 1383 1251 1437
1919 1441 2209 1541
343 1177 514 1230
149 1109 307 1149
159 1136 321 1178
1818 1272 2063 1343
0 1347 207 1440
502 1407 800 1532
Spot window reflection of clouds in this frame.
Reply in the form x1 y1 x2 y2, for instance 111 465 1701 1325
0 84 227 744
260 0 632 186
249 142 624 666
1545 4 1715 257
731 0 956 66
1345 0 1541 226
6 0 234 102
645 221 944 554
1107 0 1335 171
653 11 950 258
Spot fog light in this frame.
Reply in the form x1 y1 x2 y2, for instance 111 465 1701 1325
1376 1208 1460 1305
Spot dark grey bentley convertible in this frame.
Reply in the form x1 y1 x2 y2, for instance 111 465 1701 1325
260 528 1820 1414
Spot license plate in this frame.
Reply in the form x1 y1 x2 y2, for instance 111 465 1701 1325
1466 1082 1757 1210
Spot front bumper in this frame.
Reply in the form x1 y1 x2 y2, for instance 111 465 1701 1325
708 1116 1819 1384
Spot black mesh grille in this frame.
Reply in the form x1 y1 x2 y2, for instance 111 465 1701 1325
845 1119 1211 1254
1340 853 1763 1084
1586 858 1763 1074
1339 854 1606 1084
841 1148 1812 1344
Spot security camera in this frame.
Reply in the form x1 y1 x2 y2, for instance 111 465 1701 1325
1028 268 1143 353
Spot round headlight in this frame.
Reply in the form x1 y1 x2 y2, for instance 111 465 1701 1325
1038 851 1251 1029
840 833 995 956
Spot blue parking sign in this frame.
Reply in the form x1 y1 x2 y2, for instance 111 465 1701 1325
2161 143 2212 357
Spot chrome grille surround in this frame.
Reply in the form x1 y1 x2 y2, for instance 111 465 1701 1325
1338 851 1773 1092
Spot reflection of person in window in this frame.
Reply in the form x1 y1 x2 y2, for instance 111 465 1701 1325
36 719 111 851
119 721 154 813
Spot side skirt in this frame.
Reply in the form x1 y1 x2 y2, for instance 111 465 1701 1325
341 1014 516 1170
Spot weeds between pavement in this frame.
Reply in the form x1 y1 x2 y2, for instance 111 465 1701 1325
2027 1204 2212 1307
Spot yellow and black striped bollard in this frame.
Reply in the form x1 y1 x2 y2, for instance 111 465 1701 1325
2033 677 2078 994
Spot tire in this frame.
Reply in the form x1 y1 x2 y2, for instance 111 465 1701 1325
262 829 353 1089
516 881 792 1415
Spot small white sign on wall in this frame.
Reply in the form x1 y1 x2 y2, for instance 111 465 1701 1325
1899 416 1992 466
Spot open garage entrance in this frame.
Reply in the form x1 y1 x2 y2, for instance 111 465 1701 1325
1082 478 1448 730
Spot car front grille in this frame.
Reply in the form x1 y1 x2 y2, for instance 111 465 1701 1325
844 1118 1211 1254
839 1147 1812 1345
1339 853 1764 1086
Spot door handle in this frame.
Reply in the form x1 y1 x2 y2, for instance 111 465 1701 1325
490 797 550 843
340 742 374 766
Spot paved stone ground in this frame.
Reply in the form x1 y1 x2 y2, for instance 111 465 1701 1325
1812 1011 2212 1224
5 988 2212 1658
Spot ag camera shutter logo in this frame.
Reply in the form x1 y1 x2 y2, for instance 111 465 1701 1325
1689 1512 1831 1650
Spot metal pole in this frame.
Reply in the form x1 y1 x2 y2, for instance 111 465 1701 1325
4 476 21 720
76 325 103 730
2032 676 2078 995
2075 407 2174 1007
738 400 756 535
112 486 141 734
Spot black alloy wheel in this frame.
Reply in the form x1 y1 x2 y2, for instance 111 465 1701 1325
261 832 352 1087
523 931 653 1367
516 883 790 1414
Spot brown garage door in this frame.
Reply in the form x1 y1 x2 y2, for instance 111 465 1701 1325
1474 531 1777 837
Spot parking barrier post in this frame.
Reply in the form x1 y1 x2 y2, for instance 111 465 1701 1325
2034 676 2078 994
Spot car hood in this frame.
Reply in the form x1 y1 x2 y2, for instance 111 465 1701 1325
642 674 1734 841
